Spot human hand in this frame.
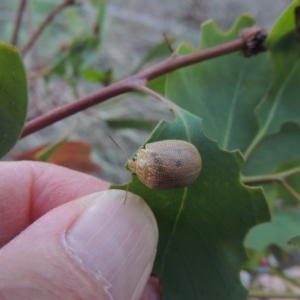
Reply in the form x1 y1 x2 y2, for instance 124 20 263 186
0 161 160 299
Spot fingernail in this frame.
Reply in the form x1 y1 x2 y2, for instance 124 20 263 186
65 190 158 300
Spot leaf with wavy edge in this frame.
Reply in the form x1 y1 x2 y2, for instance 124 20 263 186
112 107 269 300
243 123 300 176
246 210 300 250
242 1 300 203
244 0 300 159
165 15 271 153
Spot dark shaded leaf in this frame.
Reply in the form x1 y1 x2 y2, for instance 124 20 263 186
112 107 269 300
166 15 271 153
0 43 27 158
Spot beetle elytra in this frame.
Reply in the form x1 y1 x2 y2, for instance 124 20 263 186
128 140 201 189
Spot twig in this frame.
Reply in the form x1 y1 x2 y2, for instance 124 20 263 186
280 180 300 202
270 266 300 289
21 26 268 138
11 0 27 46
247 265 300 299
21 37 245 138
163 32 174 53
21 0 75 56
242 167 300 203
242 174 282 185
274 166 300 178
130 82 180 112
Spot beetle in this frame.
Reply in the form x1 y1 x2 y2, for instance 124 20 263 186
128 140 202 189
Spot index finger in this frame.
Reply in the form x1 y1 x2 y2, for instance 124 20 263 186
0 161 109 247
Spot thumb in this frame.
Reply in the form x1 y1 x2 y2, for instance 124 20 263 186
0 190 158 300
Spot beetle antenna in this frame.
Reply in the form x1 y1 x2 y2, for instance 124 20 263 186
124 183 130 205
109 135 131 205
109 135 129 160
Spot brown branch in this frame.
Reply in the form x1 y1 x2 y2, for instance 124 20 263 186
21 37 245 138
22 25 268 139
135 38 244 80
21 0 75 56
11 0 27 46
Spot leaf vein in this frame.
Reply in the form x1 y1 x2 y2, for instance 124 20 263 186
222 61 247 149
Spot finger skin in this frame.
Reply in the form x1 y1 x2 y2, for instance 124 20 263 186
0 161 161 300
0 194 109 299
0 161 109 246
139 277 162 300
0 191 159 300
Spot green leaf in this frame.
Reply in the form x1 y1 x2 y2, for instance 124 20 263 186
243 123 300 176
81 68 111 84
0 42 27 158
147 75 167 95
131 37 175 74
43 36 100 81
112 108 270 300
81 68 105 82
37 137 68 162
242 126 300 250
245 209 300 250
90 1 107 38
244 0 300 159
275 160 300 205
133 37 176 95
243 248 265 271
106 119 156 131
88 0 106 7
241 0 300 204
165 15 271 153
